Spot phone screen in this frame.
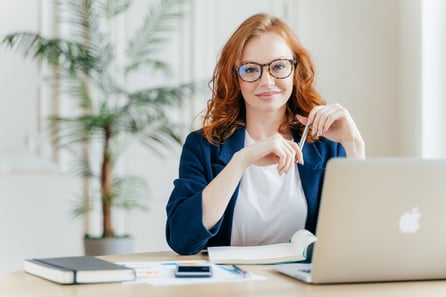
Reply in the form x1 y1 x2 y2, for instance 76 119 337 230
174 265 213 277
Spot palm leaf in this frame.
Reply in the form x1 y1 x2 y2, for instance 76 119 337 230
68 149 95 179
138 121 183 156
61 73 94 111
127 81 204 108
100 0 132 20
72 192 93 219
59 0 97 46
2 33 96 74
126 0 186 74
48 116 92 147
58 0 114 77
111 176 148 210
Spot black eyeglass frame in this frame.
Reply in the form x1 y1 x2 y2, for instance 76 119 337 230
234 58 297 83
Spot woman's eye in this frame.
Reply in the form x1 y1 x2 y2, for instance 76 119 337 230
271 63 286 71
244 66 258 74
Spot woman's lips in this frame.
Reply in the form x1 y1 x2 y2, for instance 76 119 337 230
256 90 281 99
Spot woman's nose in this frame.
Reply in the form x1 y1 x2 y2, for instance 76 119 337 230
258 66 275 85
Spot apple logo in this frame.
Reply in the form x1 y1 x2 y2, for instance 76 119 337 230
399 207 421 234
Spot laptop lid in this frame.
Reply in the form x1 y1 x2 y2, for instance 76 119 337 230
309 158 446 284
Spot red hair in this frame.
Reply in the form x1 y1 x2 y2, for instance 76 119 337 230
202 13 324 144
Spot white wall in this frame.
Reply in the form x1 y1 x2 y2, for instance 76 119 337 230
289 0 402 156
0 0 41 154
399 0 422 156
0 0 83 276
421 0 446 157
1 0 444 276
0 173 84 276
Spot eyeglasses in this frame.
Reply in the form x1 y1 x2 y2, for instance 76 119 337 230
235 58 297 83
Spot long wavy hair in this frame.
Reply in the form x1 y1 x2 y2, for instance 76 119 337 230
202 13 325 144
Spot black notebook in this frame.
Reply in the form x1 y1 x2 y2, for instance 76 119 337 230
24 256 136 284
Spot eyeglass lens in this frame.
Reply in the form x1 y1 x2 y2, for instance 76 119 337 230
237 59 295 82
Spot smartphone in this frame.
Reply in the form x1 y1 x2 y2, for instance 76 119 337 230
174 265 213 278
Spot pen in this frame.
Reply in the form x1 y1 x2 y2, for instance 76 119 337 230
298 123 311 150
232 264 249 278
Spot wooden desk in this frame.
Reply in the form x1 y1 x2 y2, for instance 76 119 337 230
2 251 446 297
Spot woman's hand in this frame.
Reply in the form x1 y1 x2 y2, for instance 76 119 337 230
239 133 303 175
297 103 365 158
202 133 302 229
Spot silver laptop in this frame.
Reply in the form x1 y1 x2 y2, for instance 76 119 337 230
274 158 446 284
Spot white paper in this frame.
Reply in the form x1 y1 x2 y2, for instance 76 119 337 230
117 260 266 286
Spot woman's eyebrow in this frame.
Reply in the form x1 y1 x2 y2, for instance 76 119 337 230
239 56 293 64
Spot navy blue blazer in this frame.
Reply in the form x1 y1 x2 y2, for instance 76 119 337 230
165 127 346 255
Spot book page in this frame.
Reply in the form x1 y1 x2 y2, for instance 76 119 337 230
208 230 317 264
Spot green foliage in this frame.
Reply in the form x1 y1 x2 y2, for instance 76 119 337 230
2 0 203 237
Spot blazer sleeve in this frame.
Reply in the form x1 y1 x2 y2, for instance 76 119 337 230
165 132 224 255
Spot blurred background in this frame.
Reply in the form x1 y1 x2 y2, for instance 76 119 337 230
1 0 445 275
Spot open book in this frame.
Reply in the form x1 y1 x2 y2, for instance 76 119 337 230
208 229 317 265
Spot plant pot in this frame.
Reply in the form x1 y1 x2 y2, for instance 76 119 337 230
83 236 134 256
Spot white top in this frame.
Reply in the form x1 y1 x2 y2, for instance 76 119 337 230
230 131 308 246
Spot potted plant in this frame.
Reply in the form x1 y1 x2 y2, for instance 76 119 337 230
2 0 200 255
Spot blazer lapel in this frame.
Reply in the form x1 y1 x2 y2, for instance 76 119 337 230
216 127 245 166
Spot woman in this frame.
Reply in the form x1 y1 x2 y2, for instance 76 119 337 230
165 13 365 255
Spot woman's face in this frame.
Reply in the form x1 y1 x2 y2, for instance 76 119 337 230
238 32 294 117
